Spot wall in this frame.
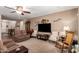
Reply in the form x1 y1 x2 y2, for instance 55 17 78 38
29 8 78 34
20 21 25 30
1 19 16 33
0 15 4 50
0 15 1 40
77 8 79 39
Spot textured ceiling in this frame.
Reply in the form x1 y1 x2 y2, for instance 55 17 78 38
0 6 78 20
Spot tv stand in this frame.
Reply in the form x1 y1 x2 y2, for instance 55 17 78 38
37 34 50 41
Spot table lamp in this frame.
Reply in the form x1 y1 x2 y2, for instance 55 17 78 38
64 26 70 31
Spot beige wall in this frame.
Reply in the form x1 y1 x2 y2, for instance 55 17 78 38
20 21 25 30
0 15 4 50
77 8 79 38
29 8 78 34
1 20 16 33
0 15 1 40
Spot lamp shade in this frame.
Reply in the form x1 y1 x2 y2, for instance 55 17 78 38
64 26 70 31
16 11 22 14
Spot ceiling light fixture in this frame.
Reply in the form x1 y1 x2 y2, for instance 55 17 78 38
16 6 23 14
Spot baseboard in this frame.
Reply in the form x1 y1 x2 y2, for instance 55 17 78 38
31 36 37 38
48 40 56 44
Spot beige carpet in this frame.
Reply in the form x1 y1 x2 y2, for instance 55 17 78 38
17 38 61 53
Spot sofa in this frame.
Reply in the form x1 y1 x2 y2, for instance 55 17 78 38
12 29 30 42
2 39 19 52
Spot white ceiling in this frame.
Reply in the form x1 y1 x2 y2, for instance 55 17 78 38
0 6 78 20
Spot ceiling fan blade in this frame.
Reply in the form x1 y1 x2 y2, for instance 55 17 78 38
4 6 15 10
10 11 16 13
23 11 31 14
21 12 24 15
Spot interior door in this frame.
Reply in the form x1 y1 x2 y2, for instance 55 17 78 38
25 21 30 33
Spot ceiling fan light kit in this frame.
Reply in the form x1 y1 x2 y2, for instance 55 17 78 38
16 6 23 11
16 6 25 15
4 6 31 15
16 11 22 14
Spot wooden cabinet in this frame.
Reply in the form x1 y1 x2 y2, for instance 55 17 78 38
37 34 50 41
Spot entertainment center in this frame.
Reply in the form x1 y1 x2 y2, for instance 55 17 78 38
37 23 51 40
37 33 51 40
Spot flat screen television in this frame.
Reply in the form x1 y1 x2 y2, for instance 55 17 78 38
38 23 51 32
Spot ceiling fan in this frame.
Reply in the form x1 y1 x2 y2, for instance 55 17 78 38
4 6 31 15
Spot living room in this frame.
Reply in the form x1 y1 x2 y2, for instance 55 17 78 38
0 6 79 53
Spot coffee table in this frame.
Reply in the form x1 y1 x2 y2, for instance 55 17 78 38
8 46 28 53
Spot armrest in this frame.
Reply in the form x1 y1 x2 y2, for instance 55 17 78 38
63 41 69 45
